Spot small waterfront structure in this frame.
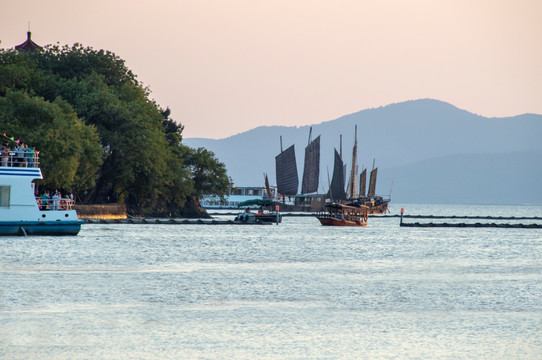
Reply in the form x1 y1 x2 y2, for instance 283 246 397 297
0 149 83 235
200 186 276 209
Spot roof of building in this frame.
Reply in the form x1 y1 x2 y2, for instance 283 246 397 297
15 31 42 51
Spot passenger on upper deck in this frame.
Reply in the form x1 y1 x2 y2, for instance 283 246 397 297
27 146 37 168
16 143 27 167
0 142 40 167
1 144 9 167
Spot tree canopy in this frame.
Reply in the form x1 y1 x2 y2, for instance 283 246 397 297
0 44 231 216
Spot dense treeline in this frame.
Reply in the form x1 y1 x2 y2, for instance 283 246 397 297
0 44 230 217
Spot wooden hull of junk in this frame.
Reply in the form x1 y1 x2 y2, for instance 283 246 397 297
273 195 388 214
367 202 389 215
272 198 386 214
347 196 390 215
0 160 83 236
316 203 369 227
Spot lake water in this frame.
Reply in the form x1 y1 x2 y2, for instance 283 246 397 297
1 204 541 359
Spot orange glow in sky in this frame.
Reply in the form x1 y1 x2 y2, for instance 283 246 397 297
2 0 541 138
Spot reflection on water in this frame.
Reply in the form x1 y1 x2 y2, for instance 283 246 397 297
1 205 541 359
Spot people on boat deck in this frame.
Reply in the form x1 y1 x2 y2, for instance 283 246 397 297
27 146 37 167
333 213 344 220
37 190 75 211
40 192 50 210
1 144 9 167
0 142 40 167
16 143 28 167
257 206 264 215
245 207 251 213
52 191 61 210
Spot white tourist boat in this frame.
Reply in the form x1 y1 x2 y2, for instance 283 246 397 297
0 150 83 235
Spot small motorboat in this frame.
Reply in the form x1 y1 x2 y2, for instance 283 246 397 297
237 199 282 224
233 212 273 225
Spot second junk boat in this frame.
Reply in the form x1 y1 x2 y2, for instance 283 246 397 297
327 126 390 214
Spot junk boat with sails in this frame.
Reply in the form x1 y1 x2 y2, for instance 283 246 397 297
0 146 83 235
275 129 325 212
274 126 390 214
327 126 390 214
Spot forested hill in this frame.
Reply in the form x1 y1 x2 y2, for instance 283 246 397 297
185 99 542 205
0 44 230 216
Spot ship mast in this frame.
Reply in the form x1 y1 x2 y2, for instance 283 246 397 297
347 125 358 199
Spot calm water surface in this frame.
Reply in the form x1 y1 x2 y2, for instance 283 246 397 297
1 205 541 359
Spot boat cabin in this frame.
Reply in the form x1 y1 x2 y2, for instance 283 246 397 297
294 194 325 212
316 203 369 226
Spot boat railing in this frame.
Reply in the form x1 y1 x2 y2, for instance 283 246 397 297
1 151 40 168
317 205 368 221
35 197 75 211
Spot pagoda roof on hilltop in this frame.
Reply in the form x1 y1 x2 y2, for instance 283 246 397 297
15 31 42 51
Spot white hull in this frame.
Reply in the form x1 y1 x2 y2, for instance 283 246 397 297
0 166 82 235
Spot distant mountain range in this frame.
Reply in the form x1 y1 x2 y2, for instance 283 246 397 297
184 99 542 205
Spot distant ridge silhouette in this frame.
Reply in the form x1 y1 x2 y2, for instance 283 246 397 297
185 99 542 205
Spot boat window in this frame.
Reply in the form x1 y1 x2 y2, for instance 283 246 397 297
0 186 10 207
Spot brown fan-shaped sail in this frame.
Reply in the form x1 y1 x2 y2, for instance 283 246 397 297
275 145 298 196
359 168 367 197
301 135 320 194
329 149 346 200
368 168 378 197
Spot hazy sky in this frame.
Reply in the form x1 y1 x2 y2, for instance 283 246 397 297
2 0 541 139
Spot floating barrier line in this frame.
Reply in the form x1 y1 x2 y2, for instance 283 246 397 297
399 222 542 229
207 212 542 220
394 215 542 220
398 208 542 228
83 214 542 228
207 212 316 217
83 218 273 225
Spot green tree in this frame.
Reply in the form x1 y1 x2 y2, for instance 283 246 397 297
181 145 231 199
0 45 230 217
0 90 102 191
